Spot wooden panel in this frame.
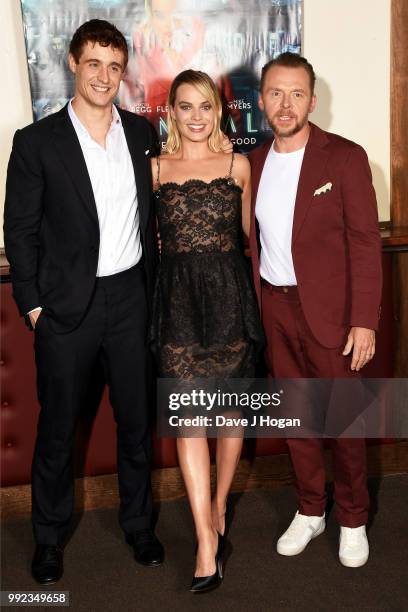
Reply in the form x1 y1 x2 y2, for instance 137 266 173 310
380 225 408 248
391 0 408 226
394 253 408 376
0 250 9 277
2 440 407 521
391 0 408 376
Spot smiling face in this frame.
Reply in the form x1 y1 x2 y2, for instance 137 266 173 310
170 83 216 144
259 65 316 138
68 41 125 110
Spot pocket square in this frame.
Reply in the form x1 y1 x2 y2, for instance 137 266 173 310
314 182 332 196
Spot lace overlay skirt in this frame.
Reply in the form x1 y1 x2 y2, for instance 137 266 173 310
149 251 264 378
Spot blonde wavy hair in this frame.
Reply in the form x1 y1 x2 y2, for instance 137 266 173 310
165 70 223 154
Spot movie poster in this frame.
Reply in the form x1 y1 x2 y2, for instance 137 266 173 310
20 0 302 151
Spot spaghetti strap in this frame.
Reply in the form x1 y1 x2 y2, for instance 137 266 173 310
155 156 161 190
227 151 235 178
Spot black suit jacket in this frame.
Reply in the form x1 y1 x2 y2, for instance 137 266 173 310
4 105 158 333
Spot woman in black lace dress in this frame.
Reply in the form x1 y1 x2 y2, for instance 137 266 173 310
150 70 263 592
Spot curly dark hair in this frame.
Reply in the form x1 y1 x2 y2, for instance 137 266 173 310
69 19 128 68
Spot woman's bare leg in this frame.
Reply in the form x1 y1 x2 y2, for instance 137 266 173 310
177 437 218 576
212 435 243 534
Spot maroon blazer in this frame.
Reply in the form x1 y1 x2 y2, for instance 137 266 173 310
248 122 382 349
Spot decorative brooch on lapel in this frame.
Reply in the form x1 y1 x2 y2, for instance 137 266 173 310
313 182 332 196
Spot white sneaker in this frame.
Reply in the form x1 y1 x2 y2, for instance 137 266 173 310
277 511 325 556
339 525 369 568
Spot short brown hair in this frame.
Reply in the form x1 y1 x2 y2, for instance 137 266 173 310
69 19 128 68
260 52 316 94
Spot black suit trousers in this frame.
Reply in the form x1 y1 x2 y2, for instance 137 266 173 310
32 264 153 545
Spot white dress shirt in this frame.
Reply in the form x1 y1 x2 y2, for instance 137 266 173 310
29 102 142 316
68 99 142 277
256 142 305 286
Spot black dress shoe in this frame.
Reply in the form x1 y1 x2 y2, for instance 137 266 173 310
32 545 63 585
190 533 224 593
125 529 164 566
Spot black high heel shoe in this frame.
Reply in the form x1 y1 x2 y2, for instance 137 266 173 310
193 503 230 555
219 504 230 538
214 499 231 537
190 533 224 593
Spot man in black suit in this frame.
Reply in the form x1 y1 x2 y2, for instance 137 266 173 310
4 19 163 584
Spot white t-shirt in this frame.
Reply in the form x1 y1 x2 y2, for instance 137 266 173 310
255 142 305 286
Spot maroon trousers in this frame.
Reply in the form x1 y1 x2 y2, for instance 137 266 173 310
261 281 369 527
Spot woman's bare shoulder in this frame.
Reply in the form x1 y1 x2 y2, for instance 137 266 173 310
232 152 250 182
154 152 180 165
233 152 250 170
150 152 176 168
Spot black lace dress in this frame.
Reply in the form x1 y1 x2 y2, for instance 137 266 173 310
150 154 264 378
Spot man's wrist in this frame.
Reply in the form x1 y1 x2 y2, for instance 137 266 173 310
26 307 42 331
27 307 42 315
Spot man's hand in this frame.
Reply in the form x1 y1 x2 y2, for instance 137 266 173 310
221 133 233 154
342 327 375 371
29 308 42 329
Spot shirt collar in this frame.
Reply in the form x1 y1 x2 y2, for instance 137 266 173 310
111 103 122 127
68 99 122 141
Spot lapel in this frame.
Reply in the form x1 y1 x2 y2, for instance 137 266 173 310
249 139 274 311
291 122 330 246
251 139 273 234
251 138 273 208
52 105 98 224
119 108 150 234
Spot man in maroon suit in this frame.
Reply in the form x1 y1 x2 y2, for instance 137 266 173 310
248 53 382 567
